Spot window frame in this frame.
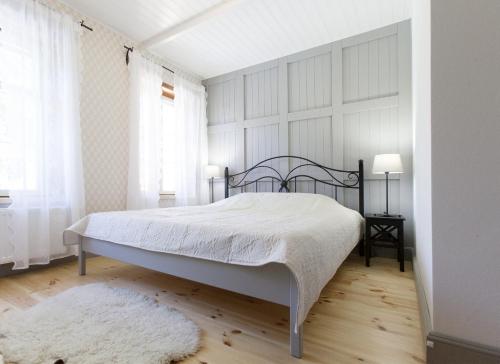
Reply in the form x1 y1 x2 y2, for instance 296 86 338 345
0 190 11 207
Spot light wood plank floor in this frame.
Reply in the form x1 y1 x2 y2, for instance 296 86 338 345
0 256 425 364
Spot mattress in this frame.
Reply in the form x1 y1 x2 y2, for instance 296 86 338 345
64 192 363 327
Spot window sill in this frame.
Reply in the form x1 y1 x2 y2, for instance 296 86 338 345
0 197 12 208
160 193 175 200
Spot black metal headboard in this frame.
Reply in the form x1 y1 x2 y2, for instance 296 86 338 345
224 156 364 216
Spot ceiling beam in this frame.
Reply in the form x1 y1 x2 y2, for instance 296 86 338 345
139 0 243 49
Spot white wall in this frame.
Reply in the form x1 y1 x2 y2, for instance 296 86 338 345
205 21 414 243
411 0 433 325
431 0 500 348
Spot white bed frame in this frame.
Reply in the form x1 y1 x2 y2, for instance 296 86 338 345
78 238 304 357
77 156 364 358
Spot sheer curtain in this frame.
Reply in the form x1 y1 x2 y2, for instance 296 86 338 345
173 75 209 206
127 52 164 209
0 0 85 269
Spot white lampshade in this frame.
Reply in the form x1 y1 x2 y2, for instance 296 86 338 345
372 154 403 174
206 165 221 179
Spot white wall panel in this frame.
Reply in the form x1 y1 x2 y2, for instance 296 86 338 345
208 129 237 170
344 179 400 213
244 124 279 169
288 116 333 188
288 113 336 198
343 106 402 215
343 107 399 175
207 79 236 125
244 67 279 120
287 52 332 113
343 34 398 103
243 124 279 192
208 127 238 199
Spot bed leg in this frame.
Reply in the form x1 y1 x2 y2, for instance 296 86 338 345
78 242 86 276
290 275 303 358
358 238 365 256
290 321 303 358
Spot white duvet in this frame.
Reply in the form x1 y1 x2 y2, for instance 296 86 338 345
64 193 363 327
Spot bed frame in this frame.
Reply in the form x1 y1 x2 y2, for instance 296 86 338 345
78 156 364 358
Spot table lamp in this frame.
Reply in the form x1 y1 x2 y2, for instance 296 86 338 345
372 154 403 216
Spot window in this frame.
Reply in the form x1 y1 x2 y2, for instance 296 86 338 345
160 94 176 194
0 25 38 193
0 80 8 192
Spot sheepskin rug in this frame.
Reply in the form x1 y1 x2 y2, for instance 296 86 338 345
0 283 200 364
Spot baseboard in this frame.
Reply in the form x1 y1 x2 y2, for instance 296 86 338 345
427 332 500 364
412 254 432 341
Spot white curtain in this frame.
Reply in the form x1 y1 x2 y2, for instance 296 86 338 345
173 75 209 206
0 0 85 269
127 52 164 209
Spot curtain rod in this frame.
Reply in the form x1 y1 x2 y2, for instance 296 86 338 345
0 21 89 33
0 22 90 32
123 45 174 74
80 20 93 31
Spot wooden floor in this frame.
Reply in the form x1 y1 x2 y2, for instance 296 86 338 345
0 255 425 364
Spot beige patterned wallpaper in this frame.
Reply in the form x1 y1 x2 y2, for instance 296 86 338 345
42 0 201 213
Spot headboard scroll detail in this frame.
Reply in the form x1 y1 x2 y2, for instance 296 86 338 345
224 156 364 216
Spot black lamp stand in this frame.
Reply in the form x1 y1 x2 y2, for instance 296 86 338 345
380 171 400 217
210 177 215 203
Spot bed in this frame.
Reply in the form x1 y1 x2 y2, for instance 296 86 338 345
63 156 365 358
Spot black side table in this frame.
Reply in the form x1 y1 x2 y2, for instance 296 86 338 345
364 214 405 272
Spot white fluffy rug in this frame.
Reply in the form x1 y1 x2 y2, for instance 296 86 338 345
0 283 200 364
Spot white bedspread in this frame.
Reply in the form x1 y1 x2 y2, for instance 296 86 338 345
64 193 363 327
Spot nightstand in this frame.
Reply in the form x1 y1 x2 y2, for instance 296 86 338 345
364 214 405 272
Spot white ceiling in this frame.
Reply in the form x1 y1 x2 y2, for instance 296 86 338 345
61 0 411 79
